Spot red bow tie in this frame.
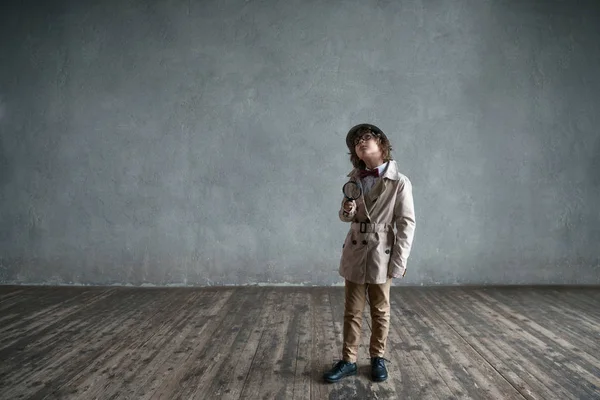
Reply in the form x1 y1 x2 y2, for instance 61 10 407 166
359 169 379 178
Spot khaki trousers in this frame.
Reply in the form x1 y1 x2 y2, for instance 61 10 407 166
342 278 392 363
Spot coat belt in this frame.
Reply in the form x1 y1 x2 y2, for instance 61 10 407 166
351 222 391 233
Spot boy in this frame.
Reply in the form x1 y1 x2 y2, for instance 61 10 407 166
323 123 416 383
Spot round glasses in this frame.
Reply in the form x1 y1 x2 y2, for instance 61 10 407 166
353 133 377 146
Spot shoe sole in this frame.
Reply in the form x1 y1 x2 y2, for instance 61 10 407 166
323 370 357 383
372 375 388 382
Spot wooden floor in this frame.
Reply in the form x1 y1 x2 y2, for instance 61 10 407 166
0 286 599 400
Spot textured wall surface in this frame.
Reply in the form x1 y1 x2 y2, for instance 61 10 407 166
1 0 599 286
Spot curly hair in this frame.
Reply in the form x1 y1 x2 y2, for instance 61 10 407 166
347 126 393 169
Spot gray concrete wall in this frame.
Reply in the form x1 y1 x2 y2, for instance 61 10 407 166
1 0 599 286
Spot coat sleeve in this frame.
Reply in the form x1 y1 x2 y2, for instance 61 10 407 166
388 177 416 278
338 198 356 222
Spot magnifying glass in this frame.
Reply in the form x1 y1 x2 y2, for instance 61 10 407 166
342 181 362 201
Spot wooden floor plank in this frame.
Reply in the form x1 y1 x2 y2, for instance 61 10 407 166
238 288 300 399
483 288 600 365
0 285 598 400
310 288 341 400
0 288 29 308
290 289 312 400
386 298 438 400
432 288 592 400
554 289 600 316
141 289 244 399
0 288 114 350
0 286 25 301
400 288 526 400
525 289 600 337
203 289 273 400
466 289 600 397
1 288 171 399
0 287 90 328
397 309 470 399
389 289 451 400
425 288 570 400
73 289 231 400
51 289 206 399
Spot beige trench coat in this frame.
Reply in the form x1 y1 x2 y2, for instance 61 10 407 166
338 160 416 284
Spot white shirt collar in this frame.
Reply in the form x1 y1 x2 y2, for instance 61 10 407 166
364 161 388 176
348 160 401 181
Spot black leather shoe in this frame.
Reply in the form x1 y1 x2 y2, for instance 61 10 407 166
371 357 388 382
323 360 357 383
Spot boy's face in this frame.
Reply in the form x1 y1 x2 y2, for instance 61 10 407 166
354 132 383 160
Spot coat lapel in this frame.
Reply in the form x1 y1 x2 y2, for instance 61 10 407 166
348 161 396 221
363 177 383 213
363 161 391 214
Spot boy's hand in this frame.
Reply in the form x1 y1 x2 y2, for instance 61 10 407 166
343 200 356 212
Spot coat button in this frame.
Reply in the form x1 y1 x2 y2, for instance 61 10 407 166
385 249 390 254
362 240 367 245
352 240 357 245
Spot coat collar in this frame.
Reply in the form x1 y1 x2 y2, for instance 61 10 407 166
347 160 402 181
